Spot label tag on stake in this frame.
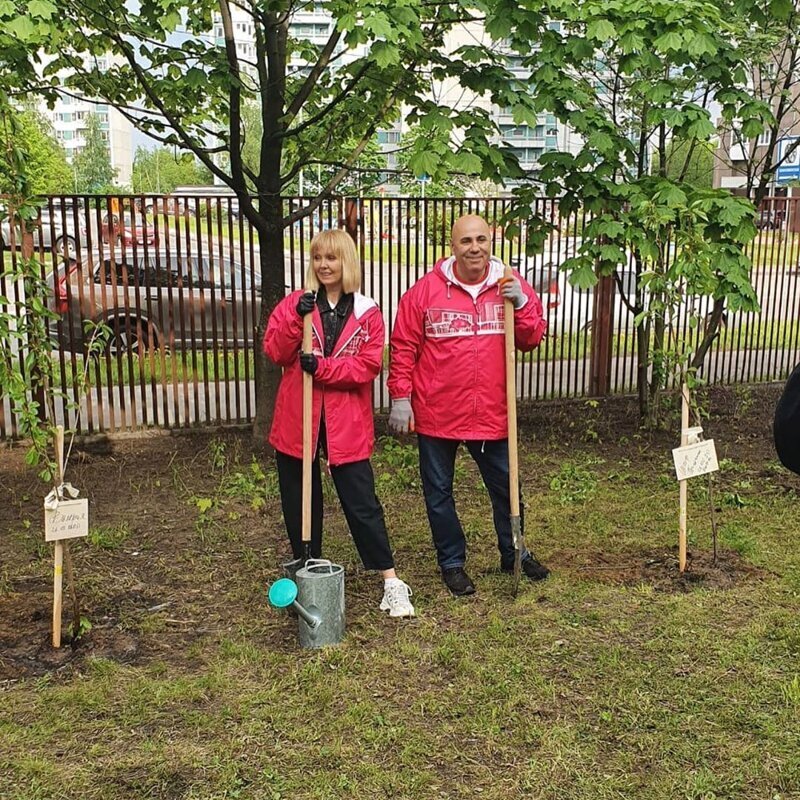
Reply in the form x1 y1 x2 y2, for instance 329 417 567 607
44 484 89 542
672 440 719 481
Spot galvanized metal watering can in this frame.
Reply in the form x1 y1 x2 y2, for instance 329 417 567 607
269 559 345 648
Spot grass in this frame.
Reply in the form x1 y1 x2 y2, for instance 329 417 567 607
2 389 800 798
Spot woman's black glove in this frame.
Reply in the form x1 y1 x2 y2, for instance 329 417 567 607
296 291 316 317
299 353 318 375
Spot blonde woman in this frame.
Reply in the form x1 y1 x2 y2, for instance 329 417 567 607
263 229 415 618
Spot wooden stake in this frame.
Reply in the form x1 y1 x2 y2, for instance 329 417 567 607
301 311 313 558
504 266 524 596
52 425 65 648
679 383 690 572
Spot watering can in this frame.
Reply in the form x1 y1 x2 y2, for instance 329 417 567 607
269 559 345 648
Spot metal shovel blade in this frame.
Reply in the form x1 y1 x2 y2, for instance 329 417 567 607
511 515 523 597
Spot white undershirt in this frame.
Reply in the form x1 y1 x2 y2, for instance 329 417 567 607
450 271 490 299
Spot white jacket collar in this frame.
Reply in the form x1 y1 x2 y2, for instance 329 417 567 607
353 292 377 319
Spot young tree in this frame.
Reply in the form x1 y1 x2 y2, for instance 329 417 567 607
0 1 518 439
473 0 762 424
0 108 72 195
71 112 117 193
131 146 213 194
652 138 715 189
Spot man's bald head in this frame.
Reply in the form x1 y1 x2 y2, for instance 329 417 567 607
450 215 492 283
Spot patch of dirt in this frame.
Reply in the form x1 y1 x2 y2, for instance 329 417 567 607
553 545 774 592
0 383 791 680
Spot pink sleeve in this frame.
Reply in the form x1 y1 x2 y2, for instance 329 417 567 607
513 270 548 351
388 287 425 399
263 292 304 367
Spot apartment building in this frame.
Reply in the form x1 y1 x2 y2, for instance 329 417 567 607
39 55 133 187
212 8 581 194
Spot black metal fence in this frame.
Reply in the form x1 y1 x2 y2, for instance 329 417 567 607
1 193 799 437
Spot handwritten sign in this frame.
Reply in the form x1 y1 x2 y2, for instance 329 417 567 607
672 440 719 481
44 498 89 542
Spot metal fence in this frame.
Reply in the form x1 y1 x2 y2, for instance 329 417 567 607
2 193 799 437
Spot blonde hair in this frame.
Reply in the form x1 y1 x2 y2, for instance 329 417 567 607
305 229 362 294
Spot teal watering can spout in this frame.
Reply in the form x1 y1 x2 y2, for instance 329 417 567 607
268 578 321 630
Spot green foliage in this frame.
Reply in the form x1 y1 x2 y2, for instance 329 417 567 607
549 460 600 505
219 458 279 511
88 522 130 550
651 138 715 189
0 108 72 194
374 435 419 493
71 112 116 193
131 146 212 194
479 0 764 424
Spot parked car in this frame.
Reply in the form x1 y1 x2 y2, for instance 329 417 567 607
1 203 85 258
512 251 642 333
57 249 259 354
100 211 159 247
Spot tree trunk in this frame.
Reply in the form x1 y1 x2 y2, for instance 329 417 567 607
252 197 288 447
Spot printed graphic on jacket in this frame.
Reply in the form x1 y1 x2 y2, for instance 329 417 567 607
424 304 505 339
336 328 368 357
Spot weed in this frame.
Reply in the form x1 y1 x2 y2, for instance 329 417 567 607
549 461 599 504
88 522 131 550
219 458 279 510
190 495 217 544
374 436 419 493
70 616 93 640
208 437 227 472
781 675 800 707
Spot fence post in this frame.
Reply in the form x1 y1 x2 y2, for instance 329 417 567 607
590 273 614 396
344 198 359 245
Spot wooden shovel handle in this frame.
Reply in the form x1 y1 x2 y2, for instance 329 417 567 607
302 311 313 545
503 267 520 518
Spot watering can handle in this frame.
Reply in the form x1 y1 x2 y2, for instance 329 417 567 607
304 558 334 572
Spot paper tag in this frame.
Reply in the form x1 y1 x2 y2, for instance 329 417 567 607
44 498 89 542
672 440 719 481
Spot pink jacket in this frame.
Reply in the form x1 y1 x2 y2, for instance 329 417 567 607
264 290 383 465
388 256 547 440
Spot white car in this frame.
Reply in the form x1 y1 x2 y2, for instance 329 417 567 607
0 203 84 258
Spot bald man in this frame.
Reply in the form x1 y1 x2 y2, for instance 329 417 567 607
388 214 549 596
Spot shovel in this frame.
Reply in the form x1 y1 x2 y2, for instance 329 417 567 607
503 265 524 597
301 305 314 563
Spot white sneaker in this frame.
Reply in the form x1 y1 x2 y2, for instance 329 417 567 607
380 580 416 618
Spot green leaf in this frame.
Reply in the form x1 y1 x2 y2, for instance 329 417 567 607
371 41 399 69
586 19 616 42
6 15 37 40
28 0 56 19
365 14 393 40
409 149 439 180
654 31 683 52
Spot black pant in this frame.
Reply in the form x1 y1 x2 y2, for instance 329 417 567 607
275 450 395 571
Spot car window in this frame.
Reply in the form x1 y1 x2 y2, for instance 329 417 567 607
95 259 144 285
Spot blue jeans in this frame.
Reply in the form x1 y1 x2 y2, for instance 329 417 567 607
417 434 528 570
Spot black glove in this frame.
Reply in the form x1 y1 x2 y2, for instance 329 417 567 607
296 291 316 317
299 352 318 375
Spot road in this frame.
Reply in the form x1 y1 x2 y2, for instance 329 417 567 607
6 346 793 434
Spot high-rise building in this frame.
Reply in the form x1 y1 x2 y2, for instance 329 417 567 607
39 55 133 187
211 8 581 194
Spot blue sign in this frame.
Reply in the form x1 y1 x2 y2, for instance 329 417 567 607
776 136 800 183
